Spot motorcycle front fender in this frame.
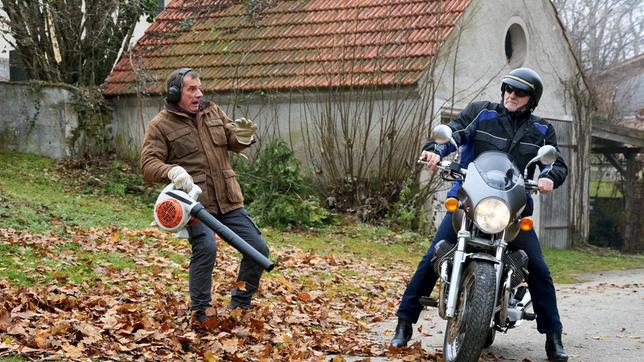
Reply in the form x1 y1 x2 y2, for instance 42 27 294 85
469 253 500 264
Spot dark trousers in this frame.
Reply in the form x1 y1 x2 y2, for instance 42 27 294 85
186 208 269 312
396 212 563 334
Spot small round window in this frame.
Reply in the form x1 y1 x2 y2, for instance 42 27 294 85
505 23 527 66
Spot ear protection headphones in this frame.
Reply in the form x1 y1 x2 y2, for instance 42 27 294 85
166 67 193 103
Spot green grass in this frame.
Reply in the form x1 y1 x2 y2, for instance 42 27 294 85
0 150 152 233
544 247 644 283
0 357 28 362
590 180 622 197
265 223 431 269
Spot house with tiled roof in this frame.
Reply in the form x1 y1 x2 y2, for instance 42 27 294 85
102 0 588 248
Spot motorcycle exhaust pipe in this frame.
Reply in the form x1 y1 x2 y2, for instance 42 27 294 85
190 203 274 272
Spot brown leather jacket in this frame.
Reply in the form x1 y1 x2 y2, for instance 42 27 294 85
141 101 249 214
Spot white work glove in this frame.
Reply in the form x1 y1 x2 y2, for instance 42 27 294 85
167 166 193 193
233 117 257 145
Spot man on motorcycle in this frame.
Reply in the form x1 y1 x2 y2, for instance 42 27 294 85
390 68 569 362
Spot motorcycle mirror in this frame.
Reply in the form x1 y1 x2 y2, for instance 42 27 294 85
536 145 558 166
524 145 558 179
431 125 453 145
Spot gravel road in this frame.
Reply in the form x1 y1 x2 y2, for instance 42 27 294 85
356 268 644 361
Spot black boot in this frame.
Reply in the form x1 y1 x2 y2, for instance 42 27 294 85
545 331 568 362
390 319 413 348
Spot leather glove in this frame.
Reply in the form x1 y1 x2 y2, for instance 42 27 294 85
233 117 257 145
167 166 193 193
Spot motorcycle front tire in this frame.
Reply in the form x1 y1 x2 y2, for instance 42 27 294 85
483 327 496 348
443 260 496 362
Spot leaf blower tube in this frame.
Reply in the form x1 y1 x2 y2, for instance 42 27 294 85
190 203 274 272
153 184 274 272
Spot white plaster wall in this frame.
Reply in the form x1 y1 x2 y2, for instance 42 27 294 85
109 88 428 166
427 0 580 122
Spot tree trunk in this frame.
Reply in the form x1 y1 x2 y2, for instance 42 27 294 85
566 75 593 246
622 153 643 252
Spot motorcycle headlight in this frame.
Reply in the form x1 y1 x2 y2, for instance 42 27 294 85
474 198 510 234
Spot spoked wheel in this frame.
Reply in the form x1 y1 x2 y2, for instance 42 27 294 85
443 261 496 362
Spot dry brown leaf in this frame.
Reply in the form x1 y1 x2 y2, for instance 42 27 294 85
51 321 72 336
204 351 219 362
29 331 50 349
229 308 244 320
100 314 119 330
235 281 247 291
221 337 239 354
62 343 83 359
0 307 10 332
297 291 311 302
6 324 26 336
76 321 101 338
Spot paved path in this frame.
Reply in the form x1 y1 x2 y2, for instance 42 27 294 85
343 269 644 361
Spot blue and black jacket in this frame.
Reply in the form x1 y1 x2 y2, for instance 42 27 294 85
423 101 568 213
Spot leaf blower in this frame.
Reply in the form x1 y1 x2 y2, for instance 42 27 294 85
153 184 274 272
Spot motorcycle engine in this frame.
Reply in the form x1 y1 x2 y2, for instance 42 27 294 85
432 239 457 275
504 249 529 288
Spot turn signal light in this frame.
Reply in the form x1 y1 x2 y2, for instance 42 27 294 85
519 217 534 231
444 198 459 212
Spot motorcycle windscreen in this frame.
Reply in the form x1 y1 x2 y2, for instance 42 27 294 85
472 151 522 191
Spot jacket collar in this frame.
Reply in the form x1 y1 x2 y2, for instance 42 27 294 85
165 100 211 120
499 103 532 134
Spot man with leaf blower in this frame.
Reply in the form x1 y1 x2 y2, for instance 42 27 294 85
140 68 270 330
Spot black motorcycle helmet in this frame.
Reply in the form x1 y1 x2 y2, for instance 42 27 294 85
501 67 543 112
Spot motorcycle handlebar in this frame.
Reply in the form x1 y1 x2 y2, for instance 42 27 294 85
417 159 467 176
419 159 542 194
525 179 539 193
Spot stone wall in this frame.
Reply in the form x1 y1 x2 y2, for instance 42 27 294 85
0 81 79 159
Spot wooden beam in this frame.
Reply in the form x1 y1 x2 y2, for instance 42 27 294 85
601 152 625 176
592 121 644 147
592 146 643 154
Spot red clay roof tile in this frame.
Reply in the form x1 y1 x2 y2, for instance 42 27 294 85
102 0 470 96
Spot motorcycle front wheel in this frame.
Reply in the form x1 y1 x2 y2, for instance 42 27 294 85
443 260 496 362
483 327 496 348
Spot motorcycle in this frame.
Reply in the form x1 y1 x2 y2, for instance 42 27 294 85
419 125 558 362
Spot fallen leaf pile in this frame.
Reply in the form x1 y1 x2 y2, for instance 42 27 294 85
0 226 434 360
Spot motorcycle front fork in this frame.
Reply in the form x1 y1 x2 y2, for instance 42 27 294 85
445 212 469 318
491 239 508 327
